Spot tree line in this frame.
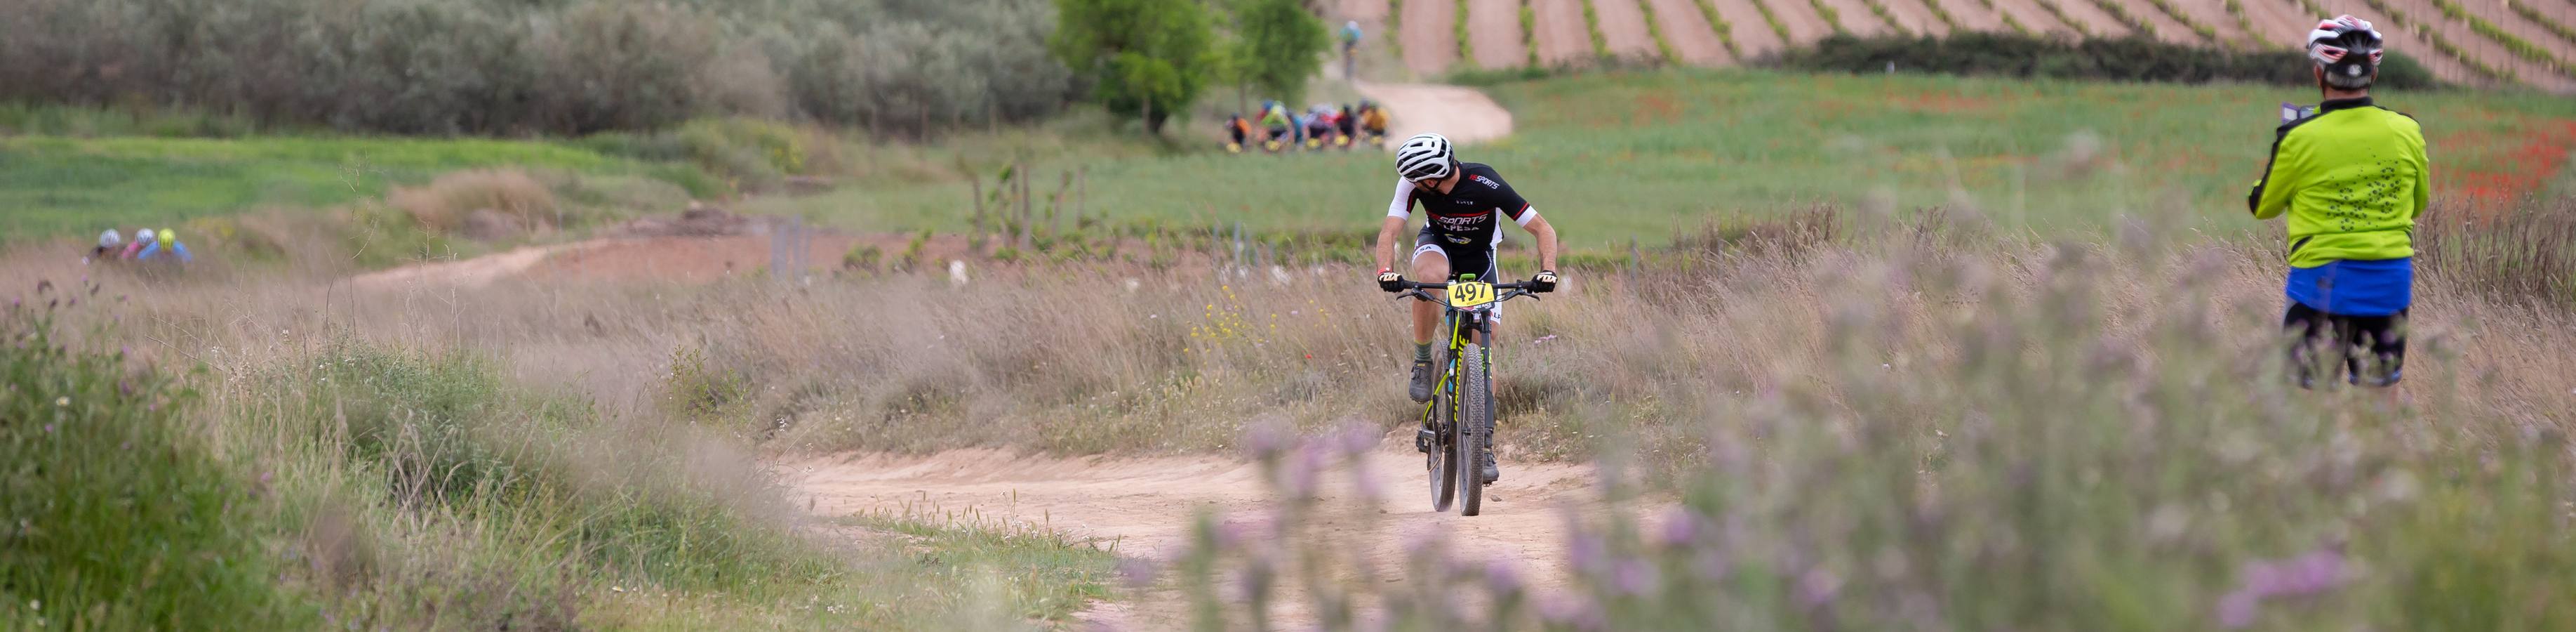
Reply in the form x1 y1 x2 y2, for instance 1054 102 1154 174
0 0 1332 137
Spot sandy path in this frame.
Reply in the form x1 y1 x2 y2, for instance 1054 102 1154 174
785 449 1613 629
1710 0 1791 57
1532 0 1595 65
1341 0 1394 21
1879 0 1958 34
348 244 573 291
2368 0 2575 91
1467 0 1533 68
1930 0 2013 32
1760 0 1845 44
1593 0 1667 60
1401 0 1460 77
1356 81 1516 145
1986 0 2078 35
1646 0 1737 64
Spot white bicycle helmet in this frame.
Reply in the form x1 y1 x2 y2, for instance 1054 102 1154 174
99 229 124 249
2307 15 2384 87
1394 133 1454 181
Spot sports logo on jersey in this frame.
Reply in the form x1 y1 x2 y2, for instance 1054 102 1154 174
1469 175 1500 189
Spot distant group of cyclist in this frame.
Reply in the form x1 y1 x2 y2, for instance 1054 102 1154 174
1226 99 1390 154
86 227 193 266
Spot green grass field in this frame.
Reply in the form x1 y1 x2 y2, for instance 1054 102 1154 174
0 133 682 240
774 70 2576 249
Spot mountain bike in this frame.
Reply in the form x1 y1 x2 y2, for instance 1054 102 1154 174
1392 275 1539 516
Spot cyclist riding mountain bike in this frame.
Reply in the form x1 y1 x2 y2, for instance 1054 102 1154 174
2249 15 2427 390
1260 105 1293 145
1373 133 1561 483
1336 105 1359 142
1359 103 1391 140
1226 113 1253 149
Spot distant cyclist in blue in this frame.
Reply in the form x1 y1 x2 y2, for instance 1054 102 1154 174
136 227 193 263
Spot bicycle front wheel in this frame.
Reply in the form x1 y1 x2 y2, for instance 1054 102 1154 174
1457 343 1492 516
1428 390 1457 513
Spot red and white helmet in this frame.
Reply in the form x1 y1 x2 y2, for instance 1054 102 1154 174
2307 15 2384 80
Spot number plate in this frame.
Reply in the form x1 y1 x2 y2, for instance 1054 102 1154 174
1448 281 1497 309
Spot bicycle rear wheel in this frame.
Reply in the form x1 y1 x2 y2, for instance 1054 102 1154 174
1457 343 1492 516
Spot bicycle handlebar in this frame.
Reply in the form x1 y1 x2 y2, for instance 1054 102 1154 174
1392 279 1538 291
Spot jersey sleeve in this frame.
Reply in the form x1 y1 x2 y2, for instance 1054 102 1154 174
1387 179 1416 218
2249 126 2302 220
2408 124 2430 220
1486 176 1535 225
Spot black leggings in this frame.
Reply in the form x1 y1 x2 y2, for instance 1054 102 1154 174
2284 303 2406 388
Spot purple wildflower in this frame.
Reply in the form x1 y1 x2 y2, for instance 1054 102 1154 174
1335 423 1377 456
1483 559 1523 595
1566 532 1609 575
1116 558 1159 588
2215 591 2259 628
1243 421 1292 459
1613 558 1660 595
1655 506 1700 548
1285 441 1327 497
1796 567 1843 607
2216 546 2350 628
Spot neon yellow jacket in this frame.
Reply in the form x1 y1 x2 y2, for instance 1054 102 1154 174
2248 97 2429 268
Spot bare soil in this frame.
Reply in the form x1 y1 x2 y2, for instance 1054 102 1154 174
783 447 1621 630
1591 0 1669 60
2161 0 2253 43
1930 0 2013 32
1532 0 1598 65
1468 0 1532 69
1711 0 1792 56
2233 0 2316 47
2375 0 2576 91
1759 0 1845 44
1878 0 1958 34
2316 0 2501 88
1341 0 1394 21
1814 0 1900 35
1643 0 1740 64
2111 0 2210 44
1984 0 2077 35
1401 0 1462 76
2039 0 2142 39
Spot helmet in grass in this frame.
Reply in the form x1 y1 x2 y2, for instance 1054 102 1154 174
1394 133 1455 183
136 228 155 244
100 229 124 249
157 228 174 246
2307 15 2384 89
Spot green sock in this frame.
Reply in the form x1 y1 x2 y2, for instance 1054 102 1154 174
1414 343 1434 362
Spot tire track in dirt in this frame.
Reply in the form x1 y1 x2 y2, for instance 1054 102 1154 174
1468 0 1532 68
1711 0 1791 56
1532 0 1596 65
1402 0 1461 77
785 449 1624 630
1761 0 1848 42
1930 0 2013 32
1646 0 1738 64
1593 0 1669 60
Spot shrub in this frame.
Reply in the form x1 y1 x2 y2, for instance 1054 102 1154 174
0 288 313 628
387 169 559 235
1769 32 2442 88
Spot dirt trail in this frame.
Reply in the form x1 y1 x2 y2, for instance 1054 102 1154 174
1711 0 1791 56
1532 0 1596 65
1341 0 1393 21
785 448 1612 629
347 244 574 291
1467 0 1531 69
1644 0 1740 64
1593 0 1668 60
1401 0 1461 76
1357 81 1516 145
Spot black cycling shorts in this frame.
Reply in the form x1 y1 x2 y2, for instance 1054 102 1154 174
1411 225 1497 281
2284 303 2406 388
